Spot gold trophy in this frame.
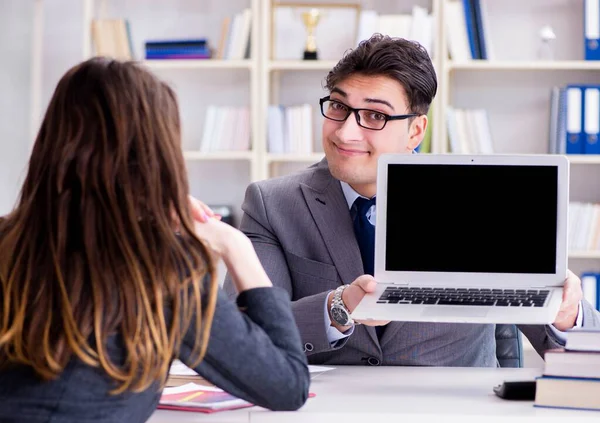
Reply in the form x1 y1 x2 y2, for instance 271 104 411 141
301 8 321 60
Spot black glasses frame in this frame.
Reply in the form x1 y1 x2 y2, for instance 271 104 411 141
319 96 419 131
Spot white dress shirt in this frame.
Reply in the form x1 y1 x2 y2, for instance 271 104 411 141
324 181 581 346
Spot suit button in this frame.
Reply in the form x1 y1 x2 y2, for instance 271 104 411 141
304 343 314 352
367 357 380 366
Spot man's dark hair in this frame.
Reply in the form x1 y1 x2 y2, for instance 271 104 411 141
325 34 437 115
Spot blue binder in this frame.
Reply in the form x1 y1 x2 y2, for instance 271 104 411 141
585 0 600 60
472 0 487 60
584 86 600 154
565 85 585 154
462 0 479 59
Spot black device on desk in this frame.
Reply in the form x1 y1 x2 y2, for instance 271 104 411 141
493 381 536 400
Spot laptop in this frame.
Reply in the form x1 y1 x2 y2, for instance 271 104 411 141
351 153 570 324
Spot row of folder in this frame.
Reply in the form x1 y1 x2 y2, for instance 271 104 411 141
549 85 600 155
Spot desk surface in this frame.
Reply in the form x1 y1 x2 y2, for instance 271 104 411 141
149 366 599 422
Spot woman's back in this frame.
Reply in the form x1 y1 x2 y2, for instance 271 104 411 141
0 57 309 422
0 284 308 423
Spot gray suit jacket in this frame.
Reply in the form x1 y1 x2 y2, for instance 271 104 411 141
224 159 600 366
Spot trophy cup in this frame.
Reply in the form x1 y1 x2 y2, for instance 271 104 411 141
301 8 321 60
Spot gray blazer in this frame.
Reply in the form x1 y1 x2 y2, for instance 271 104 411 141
224 158 600 367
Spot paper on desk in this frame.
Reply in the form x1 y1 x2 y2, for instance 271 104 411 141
169 359 198 376
171 360 334 376
308 365 335 373
163 382 224 395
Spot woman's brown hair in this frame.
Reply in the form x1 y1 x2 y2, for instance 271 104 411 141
0 57 217 393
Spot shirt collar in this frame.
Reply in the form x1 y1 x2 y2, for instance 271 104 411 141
340 181 371 210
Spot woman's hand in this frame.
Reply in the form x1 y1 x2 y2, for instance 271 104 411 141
188 195 221 223
189 195 272 292
193 216 243 258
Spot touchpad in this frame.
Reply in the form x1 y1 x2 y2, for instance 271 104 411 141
421 306 489 318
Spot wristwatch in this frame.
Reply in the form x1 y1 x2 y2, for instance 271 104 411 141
330 285 354 327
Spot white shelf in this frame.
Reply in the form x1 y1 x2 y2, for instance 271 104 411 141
268 60 338 71
567 155 600 164
143 59 253 70
447 60 600 71
569 251 600 259
183 151 254 161
267 153 325 163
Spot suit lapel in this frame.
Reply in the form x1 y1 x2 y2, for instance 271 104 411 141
300 159 379 348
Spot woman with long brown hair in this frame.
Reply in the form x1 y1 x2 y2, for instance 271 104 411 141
0 57 309 422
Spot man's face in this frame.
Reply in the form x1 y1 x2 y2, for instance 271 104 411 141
322 74 427 196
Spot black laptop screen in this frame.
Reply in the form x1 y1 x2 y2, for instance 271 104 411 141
385 164 558 274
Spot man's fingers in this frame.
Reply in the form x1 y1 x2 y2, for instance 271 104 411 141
352 275 377 292
355 319 390 326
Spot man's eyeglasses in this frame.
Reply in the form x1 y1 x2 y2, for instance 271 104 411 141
319 96 419 131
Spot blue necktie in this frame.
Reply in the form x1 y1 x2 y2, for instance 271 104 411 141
352 197 385 341
353 197 376 276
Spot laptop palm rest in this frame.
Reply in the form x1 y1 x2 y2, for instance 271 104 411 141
421 307 489 318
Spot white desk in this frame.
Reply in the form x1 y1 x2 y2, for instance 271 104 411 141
149 366 599 422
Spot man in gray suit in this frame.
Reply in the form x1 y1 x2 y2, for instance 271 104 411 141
223 34 600 366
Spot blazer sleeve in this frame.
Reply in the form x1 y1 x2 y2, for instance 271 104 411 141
177 284 310 411
223 182 348 355
519 299 600 357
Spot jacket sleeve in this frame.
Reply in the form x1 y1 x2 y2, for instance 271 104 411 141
223 182 350 355
177 285 310 411
519 299 600 358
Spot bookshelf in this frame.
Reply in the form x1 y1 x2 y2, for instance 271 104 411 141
29 0 600 265
260 0 443 177
83 0 260 227
447 60 600 71
436 0 600 274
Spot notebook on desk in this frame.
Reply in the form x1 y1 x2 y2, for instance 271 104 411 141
351 153 569 324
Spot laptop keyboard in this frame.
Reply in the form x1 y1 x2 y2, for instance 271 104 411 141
377 287 549 307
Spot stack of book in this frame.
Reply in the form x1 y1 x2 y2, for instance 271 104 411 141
144 39 210 60
534 329 600 411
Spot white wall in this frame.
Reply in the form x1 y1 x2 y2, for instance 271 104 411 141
0 0 34 214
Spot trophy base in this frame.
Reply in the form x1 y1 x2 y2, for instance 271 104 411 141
303 50 318 60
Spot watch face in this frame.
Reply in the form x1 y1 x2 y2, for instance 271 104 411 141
331 306 350 326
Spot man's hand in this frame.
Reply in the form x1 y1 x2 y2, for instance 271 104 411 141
328 275 390 332
553 270 583 332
